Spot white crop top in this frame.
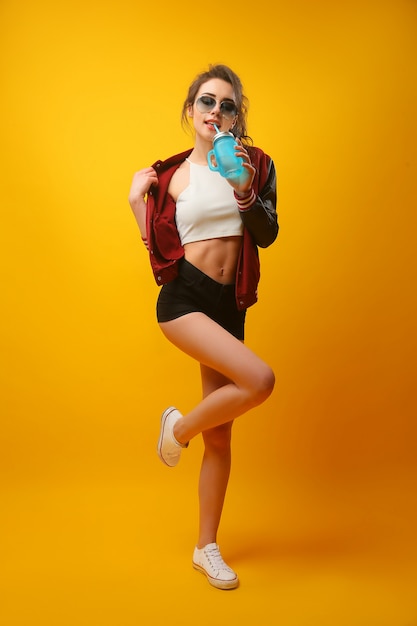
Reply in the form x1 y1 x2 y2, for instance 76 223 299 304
175 159 244 245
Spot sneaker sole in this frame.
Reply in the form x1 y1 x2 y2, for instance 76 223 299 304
192 561 239 590
157 406 178 466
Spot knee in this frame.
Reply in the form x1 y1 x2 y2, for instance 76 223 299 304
203 423 232 456
249 364 275 406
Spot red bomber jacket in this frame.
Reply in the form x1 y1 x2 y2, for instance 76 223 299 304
146 146 278 310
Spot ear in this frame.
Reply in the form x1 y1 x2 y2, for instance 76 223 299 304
187 104 193 117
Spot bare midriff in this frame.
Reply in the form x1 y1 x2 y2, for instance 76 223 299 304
184 236 242 285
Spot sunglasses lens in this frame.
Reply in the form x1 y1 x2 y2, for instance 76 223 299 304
220 102 238 119
196 96 216 112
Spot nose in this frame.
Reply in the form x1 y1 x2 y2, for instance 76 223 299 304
209 100 221 115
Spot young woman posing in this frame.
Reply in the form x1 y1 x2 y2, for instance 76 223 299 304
128 64 278 589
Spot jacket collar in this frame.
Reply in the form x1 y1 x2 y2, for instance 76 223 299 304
151 148 193 173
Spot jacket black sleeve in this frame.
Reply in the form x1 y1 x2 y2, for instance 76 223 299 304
239 158 278 248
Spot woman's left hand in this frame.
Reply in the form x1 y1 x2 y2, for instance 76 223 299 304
228 140 256 195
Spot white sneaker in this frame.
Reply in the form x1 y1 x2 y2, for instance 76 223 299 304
157 407 187 467
192 543 239 590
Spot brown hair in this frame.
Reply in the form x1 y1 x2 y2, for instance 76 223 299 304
181 64 252 144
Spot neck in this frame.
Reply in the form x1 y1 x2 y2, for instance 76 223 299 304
188 150 208 165
189 135 213 164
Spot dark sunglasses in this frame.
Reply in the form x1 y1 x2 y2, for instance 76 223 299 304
195 95 238 120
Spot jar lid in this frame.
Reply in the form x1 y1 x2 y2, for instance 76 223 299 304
213 131 234 142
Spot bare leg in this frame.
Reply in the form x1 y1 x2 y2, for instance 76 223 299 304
159 312 275 443
197 365 233 548
160 313 275 444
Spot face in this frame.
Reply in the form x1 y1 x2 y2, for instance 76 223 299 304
188 78 238 139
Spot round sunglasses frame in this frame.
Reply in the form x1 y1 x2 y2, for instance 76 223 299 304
195 95 238 120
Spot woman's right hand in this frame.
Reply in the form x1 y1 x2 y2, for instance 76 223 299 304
128 167 159 207
128 167 158 244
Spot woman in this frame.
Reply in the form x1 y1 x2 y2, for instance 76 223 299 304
128 64 278 590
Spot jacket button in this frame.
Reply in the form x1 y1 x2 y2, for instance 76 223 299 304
157 275 162 281
239 301 244 306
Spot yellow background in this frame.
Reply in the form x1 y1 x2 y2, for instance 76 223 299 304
1 0 416 624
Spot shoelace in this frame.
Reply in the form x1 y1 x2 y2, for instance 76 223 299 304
204 545 234 573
